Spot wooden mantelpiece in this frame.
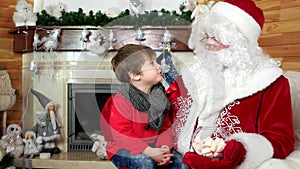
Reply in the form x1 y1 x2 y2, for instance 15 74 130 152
10 25 192 53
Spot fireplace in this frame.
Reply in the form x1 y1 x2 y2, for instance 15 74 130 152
67 83 120 151
22 51 193 153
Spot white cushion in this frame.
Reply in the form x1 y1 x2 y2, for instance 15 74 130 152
284 71 300 149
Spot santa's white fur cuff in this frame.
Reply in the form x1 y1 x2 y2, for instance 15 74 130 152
228 132 274 169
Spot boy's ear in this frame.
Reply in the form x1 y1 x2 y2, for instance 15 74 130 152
128 72 141 81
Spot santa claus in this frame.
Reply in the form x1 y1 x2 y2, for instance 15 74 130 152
166 0 295 168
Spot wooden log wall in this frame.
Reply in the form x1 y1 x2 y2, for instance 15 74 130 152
0 0 299 136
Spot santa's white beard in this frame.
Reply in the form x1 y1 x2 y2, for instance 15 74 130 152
197 43 259 88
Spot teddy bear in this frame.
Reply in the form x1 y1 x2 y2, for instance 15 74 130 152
0 124 24 158
45 2 65 19
90 134 108 160
13 0 37 27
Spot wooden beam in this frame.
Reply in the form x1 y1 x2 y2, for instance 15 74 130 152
10 26 192 53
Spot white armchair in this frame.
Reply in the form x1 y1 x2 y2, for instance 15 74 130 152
258 71 300 169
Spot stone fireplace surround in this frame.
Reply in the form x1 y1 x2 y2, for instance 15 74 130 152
20 50 193 168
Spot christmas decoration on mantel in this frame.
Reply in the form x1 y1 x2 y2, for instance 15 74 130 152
13 0 37 27
11 0 220 55
36 7 192 28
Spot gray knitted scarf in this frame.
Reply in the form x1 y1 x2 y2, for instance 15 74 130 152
118 82 170 130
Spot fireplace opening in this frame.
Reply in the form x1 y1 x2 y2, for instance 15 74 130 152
67 83 119 152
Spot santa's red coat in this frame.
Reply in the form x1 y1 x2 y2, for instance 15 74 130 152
166 75 295 169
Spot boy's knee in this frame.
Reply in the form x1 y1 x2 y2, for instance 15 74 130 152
131 156 154 169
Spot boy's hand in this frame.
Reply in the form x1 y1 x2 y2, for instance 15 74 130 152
157 145 174 166
143 146 174 165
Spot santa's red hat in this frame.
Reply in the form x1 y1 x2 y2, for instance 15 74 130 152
210 0 264 45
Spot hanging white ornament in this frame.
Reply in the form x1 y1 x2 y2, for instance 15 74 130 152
80 28 92 49
135 28 145 41
129 0 144 15
108 30 117 50
29 59 39 73
161 29 173 44
43 28 61 52
89 30 109 55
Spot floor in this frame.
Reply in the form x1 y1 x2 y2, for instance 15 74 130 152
14 152 117 169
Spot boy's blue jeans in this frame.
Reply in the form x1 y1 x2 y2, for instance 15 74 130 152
111 149 188 169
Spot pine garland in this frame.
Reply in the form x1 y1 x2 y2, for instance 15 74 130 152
0 153 15 169
36 8 193 28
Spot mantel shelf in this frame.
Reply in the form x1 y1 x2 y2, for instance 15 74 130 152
10 25 192 53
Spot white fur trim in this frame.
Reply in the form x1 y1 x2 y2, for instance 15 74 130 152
45 101 56 110
228 133 274 169
210 2 261 45
24 130 36 140
225 65 282 105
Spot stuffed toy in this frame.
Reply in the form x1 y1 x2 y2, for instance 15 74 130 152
90 134 108 160
0 124 24 158
13 0 37 27
45 2 65 19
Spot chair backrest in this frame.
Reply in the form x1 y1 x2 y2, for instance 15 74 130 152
284 71 300 150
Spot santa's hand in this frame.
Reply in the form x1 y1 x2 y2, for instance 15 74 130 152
183 140 246 169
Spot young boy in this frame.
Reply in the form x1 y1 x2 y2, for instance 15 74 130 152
100 44 184 169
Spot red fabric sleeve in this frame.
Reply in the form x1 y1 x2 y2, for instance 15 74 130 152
166 76 190 121
258 76 295 158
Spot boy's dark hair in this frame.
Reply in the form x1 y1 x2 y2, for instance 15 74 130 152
111 44 156 82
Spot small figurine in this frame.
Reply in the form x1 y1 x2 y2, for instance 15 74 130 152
23 131 40 158
30 88 61 154
0 124 24 158
90 134 108 160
